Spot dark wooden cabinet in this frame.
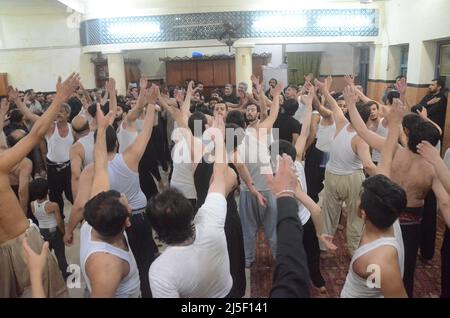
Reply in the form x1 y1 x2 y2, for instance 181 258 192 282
163 54 270 97
91 55 141 90
0 73 8 96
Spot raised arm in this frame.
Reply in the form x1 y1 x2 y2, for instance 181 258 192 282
90 104 113 198
315 77 348 132
105 78 117 125
8 87 40 124
417 141 450 196
0 73 79 174
207 115 228 197
377 99 406 177
79 82 93 104
251 75 268 121
259 82 283 130
124 77 148 125
344 85 385 151
70 144 83 200
294 84 314 161
122 86 157 172
0 98 9 149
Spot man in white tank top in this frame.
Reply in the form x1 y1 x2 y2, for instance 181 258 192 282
341 175 407 298
117 77 149 153
367 101 389 164
67 89 159 298
70 115 94 200
0 73 79 298
80 106 140 297
315 78 376 256
342 109 408 297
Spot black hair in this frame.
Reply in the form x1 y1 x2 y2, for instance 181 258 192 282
225 123 245 153
272 139 297 162
6 129 26 147
94 125 118 153
87 102 109 118
269 78 278 83
387 90 400 105
226 110 246 129
9 109 23 123
146 188 195 245
365 100 379 109
407 121 440 153
433 78 445 89
282 99 299 116
188 111 207 137
410 104 423 114
402 113 422 133
345 102 371 124
395 75 406 81
287 84 299 92
29 178 48 200
245 103 261 113
360 175 406 229
84 190 129 237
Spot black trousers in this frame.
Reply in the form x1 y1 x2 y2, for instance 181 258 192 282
303 218 325 288
401 223 421 298
125 212 159 298
419 191 437 260
442 227 450 298
47 159 73 219
304 141 325 203
40 227 68 279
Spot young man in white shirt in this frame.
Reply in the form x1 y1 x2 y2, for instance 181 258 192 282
147 115 236 298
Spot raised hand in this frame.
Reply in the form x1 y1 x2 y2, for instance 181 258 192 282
105 78 116 94
250 74 262 93
416 106 428 119
139 76 149 90
267 154 297 197
147 84 159 105
304 73 314 83
56 73 80 101
385 98 406 124
22 237 49 278
7 86 19 101
344 74 355 86
271 82 284 97
96 103 113 130
395 77 407 95
343 85 358 106
186 81 195 96
417 140 441 165
301 83 315 106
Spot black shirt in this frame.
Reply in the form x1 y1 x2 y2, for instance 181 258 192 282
419 92 447 130
273 114 302 143
223 94 239 105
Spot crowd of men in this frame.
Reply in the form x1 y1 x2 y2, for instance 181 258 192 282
0 69 449 298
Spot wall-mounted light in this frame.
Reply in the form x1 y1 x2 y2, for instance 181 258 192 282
252 15 307 31
107 21 160 37
316 15 372 28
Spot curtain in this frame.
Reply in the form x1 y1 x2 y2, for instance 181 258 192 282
286 52 321 85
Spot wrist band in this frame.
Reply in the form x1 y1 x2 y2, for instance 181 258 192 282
275 190 295 197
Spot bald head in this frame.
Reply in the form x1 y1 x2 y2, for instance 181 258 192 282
72 115 90 136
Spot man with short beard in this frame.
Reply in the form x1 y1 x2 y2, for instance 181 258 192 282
419 78 447 131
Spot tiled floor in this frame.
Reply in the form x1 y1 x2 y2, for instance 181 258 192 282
250 216 446 298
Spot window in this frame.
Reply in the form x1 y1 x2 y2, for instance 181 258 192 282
400 46 409 76
436 41 450 91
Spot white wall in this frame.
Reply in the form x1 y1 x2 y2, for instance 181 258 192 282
370 0 450 84
0 12 89 91
125 43 357 82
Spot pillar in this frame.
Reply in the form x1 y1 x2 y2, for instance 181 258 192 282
79 53 96 89
234 45 254 93
107 52 126 95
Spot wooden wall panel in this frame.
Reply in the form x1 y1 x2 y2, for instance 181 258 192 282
196 61 214 86
213 60 230 86
166 62 183 86
229 60 236 84
181 62 197 83
0 73 8 96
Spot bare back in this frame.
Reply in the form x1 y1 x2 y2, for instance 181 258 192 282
0 174 29 243
391 147 434 207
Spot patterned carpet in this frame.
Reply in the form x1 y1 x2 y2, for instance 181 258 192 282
250 214 446 298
